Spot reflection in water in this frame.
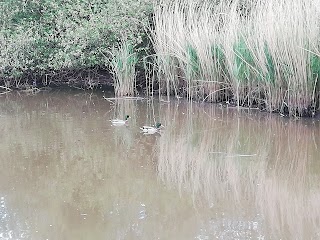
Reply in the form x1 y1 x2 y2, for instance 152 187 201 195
0 90 319 240
158 102 320 239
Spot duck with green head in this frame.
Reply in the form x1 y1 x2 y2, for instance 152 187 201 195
110 115 130 126
140 123 162 134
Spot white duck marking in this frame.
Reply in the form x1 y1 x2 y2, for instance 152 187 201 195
140 123 162 134
110 115 130 126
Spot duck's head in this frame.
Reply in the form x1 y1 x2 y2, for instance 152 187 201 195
125 115 130 120
156 123 162 128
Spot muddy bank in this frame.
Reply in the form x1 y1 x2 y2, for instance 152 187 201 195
0 70 319 118
0 68 147 91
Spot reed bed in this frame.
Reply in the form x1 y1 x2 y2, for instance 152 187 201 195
152 0 320 116
108 40 138 97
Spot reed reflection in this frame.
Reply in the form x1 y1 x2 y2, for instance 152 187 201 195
157 102 320 239
0 92 194 239
0 92 319 240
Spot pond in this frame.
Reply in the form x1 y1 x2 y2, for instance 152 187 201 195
0 90 319 240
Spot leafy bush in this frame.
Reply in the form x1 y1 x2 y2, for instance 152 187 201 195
0 0 153 85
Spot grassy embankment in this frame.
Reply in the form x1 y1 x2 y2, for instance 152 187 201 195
151 0 320 116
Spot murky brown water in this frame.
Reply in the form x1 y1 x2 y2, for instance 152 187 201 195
0 89 319 240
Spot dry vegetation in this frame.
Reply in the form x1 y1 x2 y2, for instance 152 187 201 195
151 0 320 116
1 0 320 116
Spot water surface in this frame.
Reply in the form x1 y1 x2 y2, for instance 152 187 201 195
0 90 319 240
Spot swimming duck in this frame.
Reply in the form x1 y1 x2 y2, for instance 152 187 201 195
140 123 162 134
110 115 130 126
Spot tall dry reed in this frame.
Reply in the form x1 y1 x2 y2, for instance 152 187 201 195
152 0 320 116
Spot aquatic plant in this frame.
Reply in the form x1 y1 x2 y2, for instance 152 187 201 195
152 0 320 116
108 40 138 96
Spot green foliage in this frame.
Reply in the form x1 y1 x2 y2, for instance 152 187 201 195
186 44 200 78
109 40 138 96
310 54 320 78
211 44 225 63
0 0 153 82
310 54 320 91
211 44 227 78
233 38 254 83
264 44 275 84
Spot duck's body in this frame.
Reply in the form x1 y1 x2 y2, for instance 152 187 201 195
140 123 162 134
110 115 130 126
